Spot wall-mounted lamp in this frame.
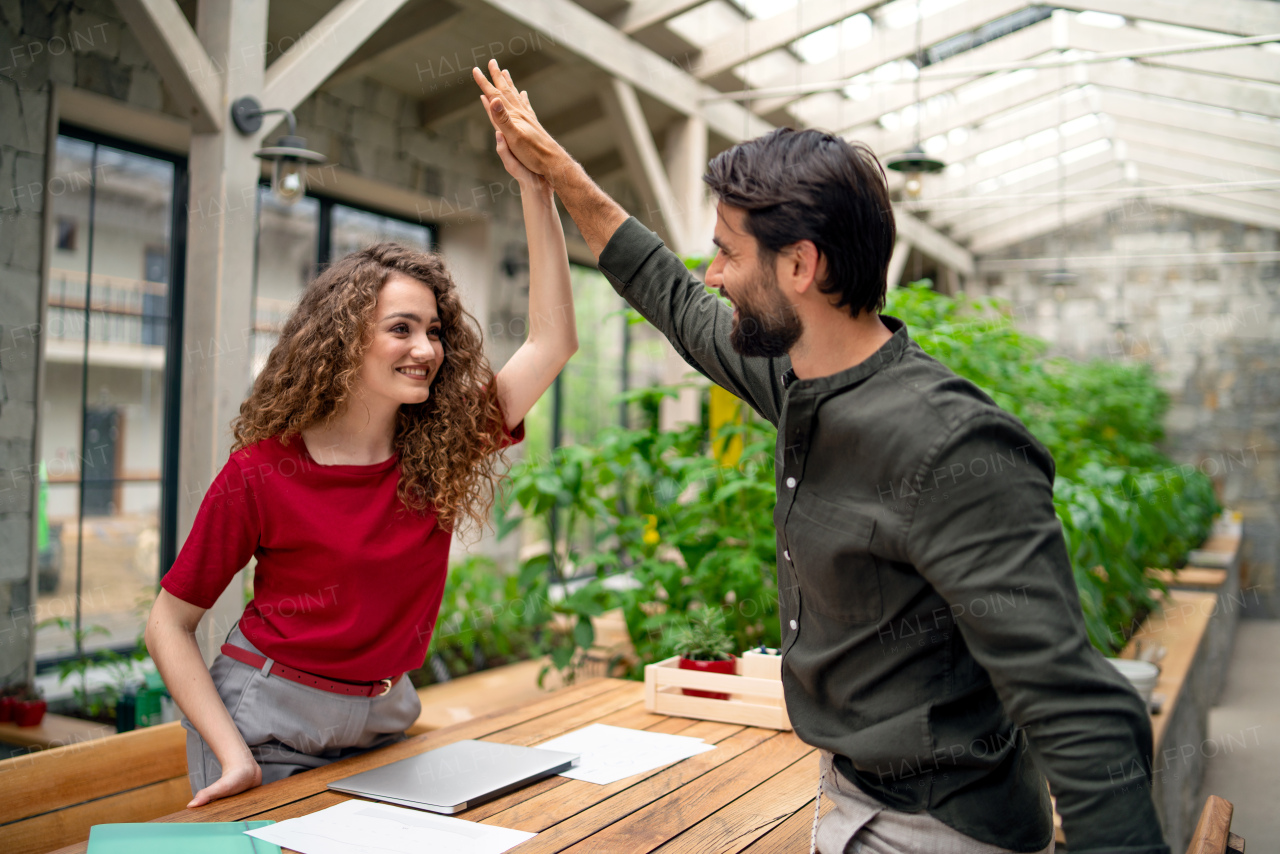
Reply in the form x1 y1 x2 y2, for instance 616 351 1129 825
231 96 325 206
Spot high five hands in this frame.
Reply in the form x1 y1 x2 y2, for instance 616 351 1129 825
472 59 563 182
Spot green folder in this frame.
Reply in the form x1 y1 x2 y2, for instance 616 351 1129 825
87 821 281 853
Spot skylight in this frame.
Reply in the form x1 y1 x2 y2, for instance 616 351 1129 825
667 0 747 47
792 14 873 64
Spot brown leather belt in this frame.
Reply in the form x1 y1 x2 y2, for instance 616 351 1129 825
220 644 401 698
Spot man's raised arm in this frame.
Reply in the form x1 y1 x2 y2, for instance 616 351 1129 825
472 61 627 259
471 60 787 425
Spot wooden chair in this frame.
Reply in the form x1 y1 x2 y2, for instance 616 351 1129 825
1185 795 1246 854
0 721 189 854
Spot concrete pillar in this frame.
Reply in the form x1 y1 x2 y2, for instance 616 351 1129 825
181 0 270 664
663 114 708 254
659 114 708 429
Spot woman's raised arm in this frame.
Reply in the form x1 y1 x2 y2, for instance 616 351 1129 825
482 88 578 430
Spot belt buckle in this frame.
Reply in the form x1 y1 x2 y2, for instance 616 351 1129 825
377 678 393 697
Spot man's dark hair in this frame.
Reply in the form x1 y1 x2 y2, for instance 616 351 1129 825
703 127 896 316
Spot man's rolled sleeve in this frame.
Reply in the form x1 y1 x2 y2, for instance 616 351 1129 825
906 414 1169 854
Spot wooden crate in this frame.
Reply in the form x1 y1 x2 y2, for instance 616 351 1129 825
643 655 791 730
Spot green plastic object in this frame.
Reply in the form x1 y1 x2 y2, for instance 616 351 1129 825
135 677 166 729
87 821 281 853
37 461 48 552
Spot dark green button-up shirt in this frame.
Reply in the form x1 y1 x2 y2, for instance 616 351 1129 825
598 217 1168 854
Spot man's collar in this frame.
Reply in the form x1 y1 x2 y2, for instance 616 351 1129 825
780 315 911 392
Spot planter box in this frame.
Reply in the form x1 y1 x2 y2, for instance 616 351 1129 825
1051 512 1244 853
1139 514 1244 854
644 655 790 730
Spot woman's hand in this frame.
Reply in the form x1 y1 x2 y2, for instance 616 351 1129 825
491 123 551 201
187 756 262 808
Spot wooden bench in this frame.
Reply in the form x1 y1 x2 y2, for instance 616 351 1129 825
0 714 113 751
1149 567 1229 591
0 721 189 854
1186 794 1245 853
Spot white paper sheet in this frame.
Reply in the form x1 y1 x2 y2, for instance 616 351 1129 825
243 799 535 854
535 723 716 785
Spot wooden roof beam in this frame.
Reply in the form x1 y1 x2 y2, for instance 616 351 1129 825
693 0 879 80
750 0 1030 115
257 0 417 143
600 78 690 255
111 0 223 132
1053 0 1280 38
893 207 975 276
472 0 771 143
614 0 711 36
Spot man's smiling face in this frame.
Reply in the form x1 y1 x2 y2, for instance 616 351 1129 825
706 203 803 358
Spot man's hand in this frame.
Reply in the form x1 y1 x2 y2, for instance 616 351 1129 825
472 59 565 180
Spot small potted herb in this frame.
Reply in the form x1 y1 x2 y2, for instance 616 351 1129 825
667 608 737 701
14 685 46 727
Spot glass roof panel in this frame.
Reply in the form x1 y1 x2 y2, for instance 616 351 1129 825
667 0 747 47
792 13 873 64
876 0 968 31
734 48 802 86
735 0 798 18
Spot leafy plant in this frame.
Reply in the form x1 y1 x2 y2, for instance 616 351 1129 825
499 384 780 681
413 554 548 686
36 617 149 719
662 607 736 662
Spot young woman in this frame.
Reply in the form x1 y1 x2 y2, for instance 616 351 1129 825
146 118 575 807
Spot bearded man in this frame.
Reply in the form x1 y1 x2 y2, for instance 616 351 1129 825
473 61 1168 854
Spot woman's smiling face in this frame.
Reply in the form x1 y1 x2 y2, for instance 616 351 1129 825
357 272 445 406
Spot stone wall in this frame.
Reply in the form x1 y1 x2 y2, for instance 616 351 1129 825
0 0 59 686
979 204 1280 616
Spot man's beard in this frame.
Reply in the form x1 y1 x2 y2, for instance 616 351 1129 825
728 266 803 358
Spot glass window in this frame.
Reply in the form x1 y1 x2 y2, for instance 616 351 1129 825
252 189 319 376
521 264 628 455
331 203 433 259
40 134 179 660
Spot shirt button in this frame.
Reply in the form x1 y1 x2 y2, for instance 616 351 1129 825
784 550 791 561
789 619 798 630
785 477 797 488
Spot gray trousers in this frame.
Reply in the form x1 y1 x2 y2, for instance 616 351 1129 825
183 625 423 794
815 752 1055 854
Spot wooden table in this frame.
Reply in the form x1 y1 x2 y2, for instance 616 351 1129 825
50 677 830 854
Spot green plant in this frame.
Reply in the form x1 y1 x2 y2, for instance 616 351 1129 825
414 555 548 685
662 607 736 662
36 618 148 719
500 384 780 681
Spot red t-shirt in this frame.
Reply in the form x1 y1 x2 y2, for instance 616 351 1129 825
161 421 522 681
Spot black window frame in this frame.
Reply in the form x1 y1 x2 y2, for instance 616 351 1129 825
38 125 188 670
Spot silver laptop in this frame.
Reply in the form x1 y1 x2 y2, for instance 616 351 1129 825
328 739 581 814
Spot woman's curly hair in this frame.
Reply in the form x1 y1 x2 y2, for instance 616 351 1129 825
231 242 506 533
